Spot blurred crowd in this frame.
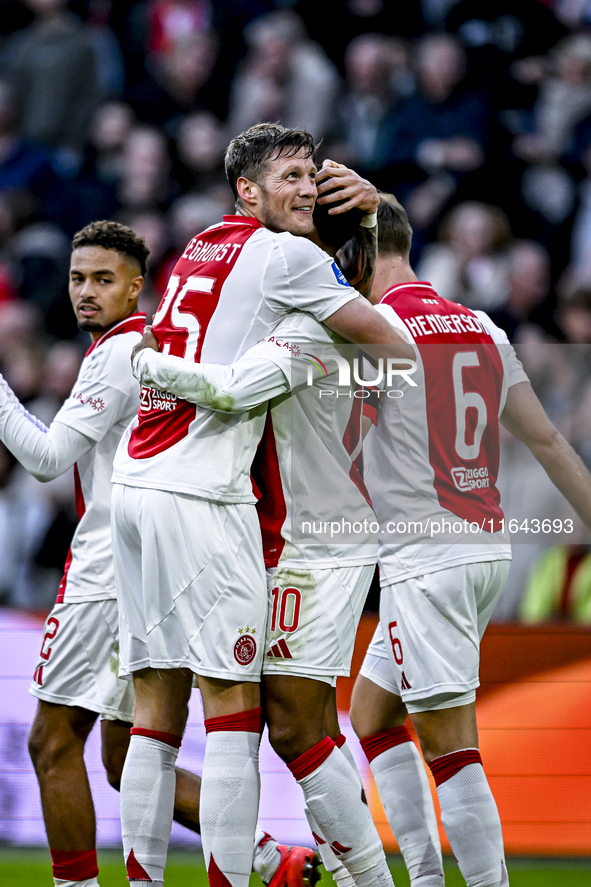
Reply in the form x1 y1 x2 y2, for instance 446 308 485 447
0 0 591 620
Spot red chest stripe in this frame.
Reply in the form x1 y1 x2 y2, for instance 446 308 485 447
382 284 505 529
128 218 260 460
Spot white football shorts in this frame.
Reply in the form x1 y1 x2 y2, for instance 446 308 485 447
112 484 267 682
359 559 511 712
262 562 374 685
29 599 135 722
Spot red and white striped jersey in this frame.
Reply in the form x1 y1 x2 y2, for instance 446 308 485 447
112 215 358 501
363 281 528 584
53 315 145 603
246 312 378 569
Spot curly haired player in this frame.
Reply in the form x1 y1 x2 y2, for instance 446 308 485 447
0 220 310 887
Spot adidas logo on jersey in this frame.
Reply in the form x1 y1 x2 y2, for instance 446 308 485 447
266 638 293 659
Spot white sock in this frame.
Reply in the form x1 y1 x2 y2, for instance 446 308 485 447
431 750 508 887
120 732 179 884
290 739 393 887
361 728 443 886
304 806 355 887
200 729 260 887
336 737 364 789
253 828 282 883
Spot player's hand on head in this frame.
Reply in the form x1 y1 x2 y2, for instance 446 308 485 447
131 325 160 365
316 161 379 216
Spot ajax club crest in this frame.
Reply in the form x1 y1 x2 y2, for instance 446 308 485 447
234 627 257 665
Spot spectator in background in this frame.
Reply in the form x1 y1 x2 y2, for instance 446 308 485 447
563 137 591 291
557 286 591 344
85 0 126 100
122 194 226 305
115 124 179 213
294 0 425 72
445 0 569 110
115 207 172 310
489 239 560 342
127 27 224 130
493 280 588 621
167 192 224 259
512 33 591 166
50 100 138 236
509 33 591 255
5 194 74 340
325 34 409 176
416 200 512 311
86 100 137 189
145 0 211 56
173 110 227 195
0 78 58 212
0 0 102 173
376 32 490 243
225 10 340 142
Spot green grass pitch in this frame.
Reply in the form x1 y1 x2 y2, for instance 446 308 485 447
0 849 590 886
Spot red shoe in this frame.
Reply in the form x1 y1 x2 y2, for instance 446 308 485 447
267 845 322 887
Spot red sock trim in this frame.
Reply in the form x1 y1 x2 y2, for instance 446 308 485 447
429 748 483 787
257 831 275 848
208 853 234 887
126 847 153 880
335 733 347 749
288 736 335 781
130 727 182 749
50 848 99 880
204 706 262 734
360 725 412 763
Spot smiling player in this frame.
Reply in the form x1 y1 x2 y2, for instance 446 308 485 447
112 123 410 887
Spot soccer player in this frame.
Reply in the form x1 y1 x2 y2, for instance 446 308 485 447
111 123 410 887
131 212 395 887
0 221 306 887
348 196 591 887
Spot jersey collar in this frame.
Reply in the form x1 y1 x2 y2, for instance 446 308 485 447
223 214 263 228
379 281 437 303
85 312 146 357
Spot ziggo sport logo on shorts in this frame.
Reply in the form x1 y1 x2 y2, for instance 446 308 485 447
304 354 418 398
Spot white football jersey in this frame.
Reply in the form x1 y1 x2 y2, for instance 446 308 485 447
53 315 145 603
112 216 358 501
362 281 528 584
246 312 378 568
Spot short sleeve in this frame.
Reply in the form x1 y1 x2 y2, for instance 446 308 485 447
265 234 358 321
474 311 529 388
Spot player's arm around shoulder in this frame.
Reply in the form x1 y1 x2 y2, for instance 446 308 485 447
324 296 416 360
132 327 290 413
501 380 591 531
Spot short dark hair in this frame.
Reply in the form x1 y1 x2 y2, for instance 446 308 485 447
224 123 317 202
313 185 365 252
377 194 413 257
71 220 150 276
